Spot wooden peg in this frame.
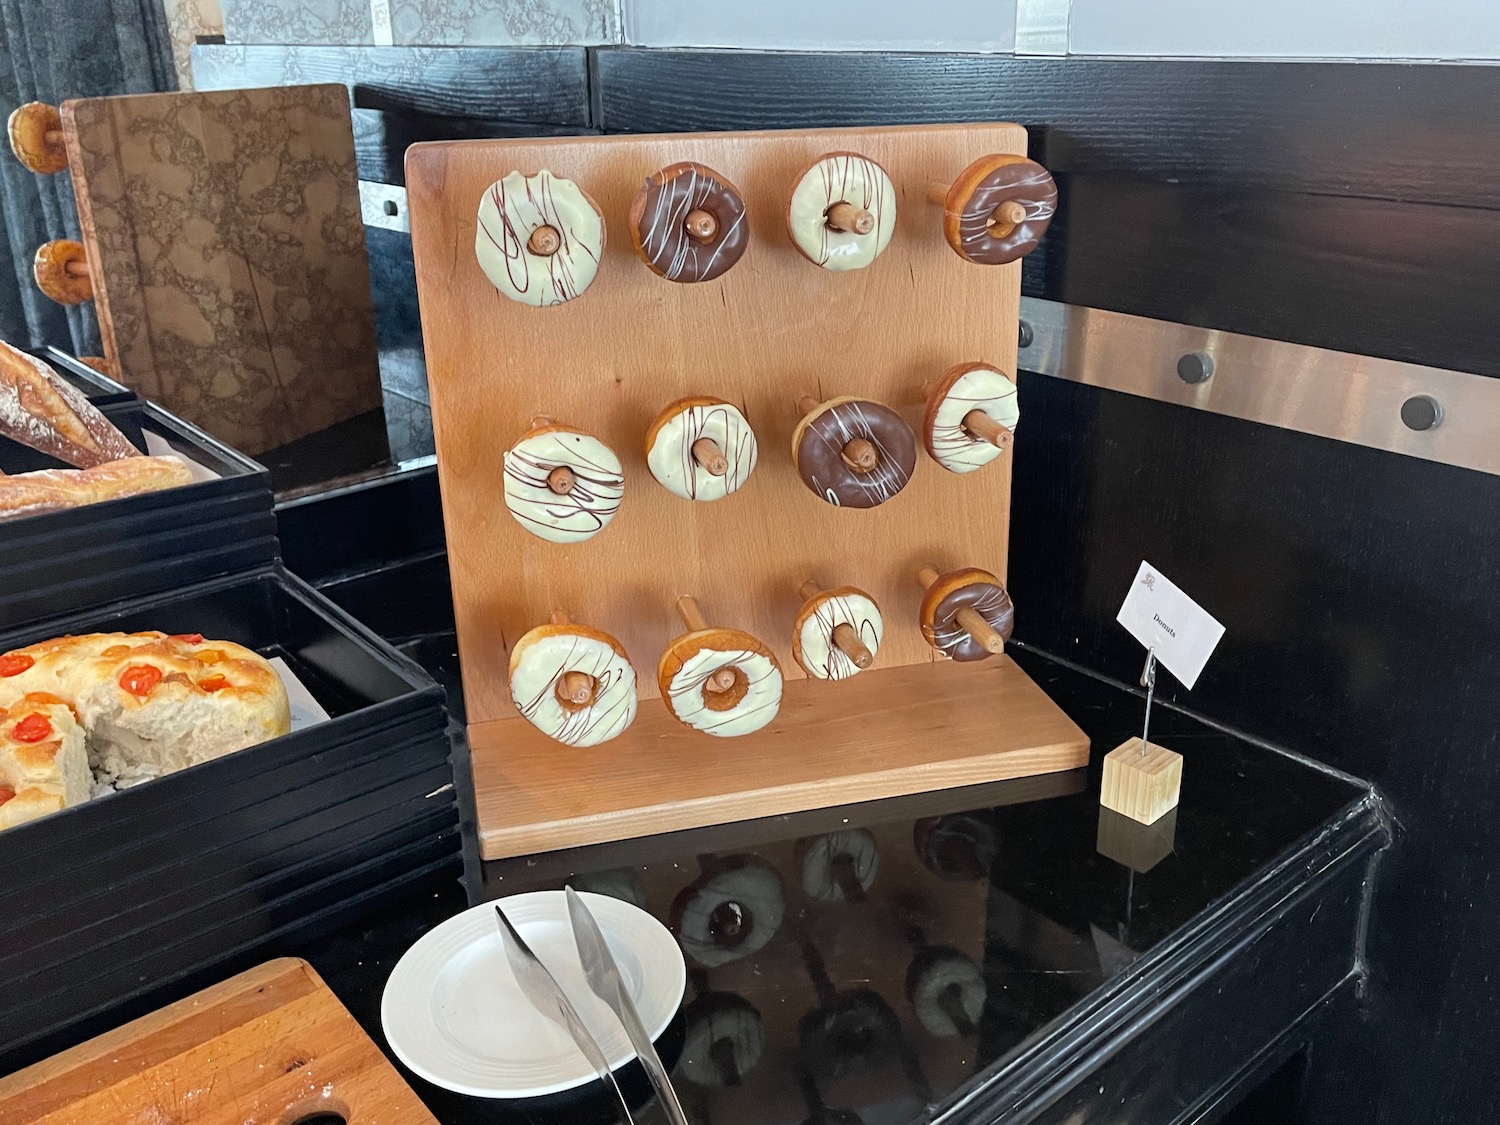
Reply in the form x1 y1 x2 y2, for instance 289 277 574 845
549 609 571 625
917 566 1007 655
557 670 597 706
928 180 1027 233
796 395 820 417
546 465 576 494
798 395 879 474
692 436 729 476
797 580 875 670
685 209 719 243
675 596 739 692
826 200 875 235
527 225 561 255
962 408 1012 449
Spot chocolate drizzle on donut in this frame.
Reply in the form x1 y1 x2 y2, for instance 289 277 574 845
503 437 624 538
512 631 635 745
666 401 757 500
950 157 1057 266
795 399 917 508
477 171 602 306
630 162 749 284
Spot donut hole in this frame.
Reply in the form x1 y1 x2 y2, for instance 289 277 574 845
986 200 1029 240
708 899 752 948
554 670 598 711
702 664 750 711
840 437 879 474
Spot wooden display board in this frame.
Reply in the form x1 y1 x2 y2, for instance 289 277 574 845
406 124 1089 859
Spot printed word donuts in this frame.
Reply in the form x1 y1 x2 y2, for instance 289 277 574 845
508 612 637 747
786 151 897 272
917 565 1014 661
502 418 624 543
922 361 1019 473
659 596 783 737
928 154 1057 265
629 161 749 283
645 395 758 502
792 395 917 509
475 170 605 306
793 580 881 680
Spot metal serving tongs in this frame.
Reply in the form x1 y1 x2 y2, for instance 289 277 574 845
566 885 692 1125
493 904 636 1124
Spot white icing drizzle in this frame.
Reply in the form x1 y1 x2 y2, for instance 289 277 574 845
666 645 782 737
929 366 1019 474
646 400 758 502
475 170 604 307
502 428 624 544
804 400 913 507
796 591 883 680
930 583 1013 654
787 153 896 272
509 629 637 747
640 165 747 282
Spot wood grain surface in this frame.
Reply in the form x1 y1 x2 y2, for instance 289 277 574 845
61 84 382 455
0 957 438 1125
406 123 1027 725
471 657 1089 859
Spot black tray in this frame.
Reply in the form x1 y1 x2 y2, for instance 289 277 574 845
0 402 278 630
0 564 460 1073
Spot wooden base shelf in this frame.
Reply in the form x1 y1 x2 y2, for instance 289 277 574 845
472 656 1090 860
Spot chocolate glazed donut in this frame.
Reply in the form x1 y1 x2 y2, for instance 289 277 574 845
943 155 1057 265
794 397 917 509
629 161 749 283
922 568 1015 661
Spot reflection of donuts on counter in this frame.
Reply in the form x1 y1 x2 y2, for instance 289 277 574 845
502 421 624 543
658 628 783 738
798 988 903 1080
508 620 637 746
786 151 896 272
629 161 749 284
797 829 880 902
935 154 1057 265
475 170 604 306
670 857 786 968
644 396 758 502
571 867 647 909
923 361 1019 474
792 396 917 509
906 946 986 1037
680 991 766 1087
914 812 998 880
792 586 882 681
919 567 1014 661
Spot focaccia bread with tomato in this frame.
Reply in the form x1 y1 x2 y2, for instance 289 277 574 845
0 695 90 830
0 632 291 792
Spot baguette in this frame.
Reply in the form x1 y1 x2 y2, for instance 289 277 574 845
0 341 139 467
0 455 192 522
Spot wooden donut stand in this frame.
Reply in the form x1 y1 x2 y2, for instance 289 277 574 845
405 124 1088 860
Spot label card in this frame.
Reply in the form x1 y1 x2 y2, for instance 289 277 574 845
1116 561 1225 690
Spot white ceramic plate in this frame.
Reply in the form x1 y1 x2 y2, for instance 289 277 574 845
381 889 686 1099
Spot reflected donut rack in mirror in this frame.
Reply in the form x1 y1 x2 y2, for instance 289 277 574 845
405 123 1087 860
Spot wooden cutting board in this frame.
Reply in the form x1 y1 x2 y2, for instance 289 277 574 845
0 957 438 1124
60 84 383 456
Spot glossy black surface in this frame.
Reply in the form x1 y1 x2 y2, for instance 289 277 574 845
295 648 1378 1124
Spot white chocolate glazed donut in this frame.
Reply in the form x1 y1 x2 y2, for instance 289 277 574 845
907 948 986 1037
502 424 624 543
786 152 897 272
793 587 883 681
799 829 880 901
475 170 604 307
925 363 1019 474
658 632 783 738
508 624 638 747
645 396 758 502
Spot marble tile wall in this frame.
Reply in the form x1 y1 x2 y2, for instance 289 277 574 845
219 0 620 46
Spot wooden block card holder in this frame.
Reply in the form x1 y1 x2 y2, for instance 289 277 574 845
406 124 1090 860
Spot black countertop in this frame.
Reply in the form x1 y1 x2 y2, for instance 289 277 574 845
293 644 1384 1125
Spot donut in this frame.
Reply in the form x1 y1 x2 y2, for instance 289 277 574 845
629 161 749 284
507 621 637 747
502 422 624 543
658 626 782 737
905 946 985 1037
937 155 1057 265
798 987 903 1080
792 396 917 509
7 102 66 175
792 586 882 681
33 240 92 306
797 829 880 902
919 567 1015 662
670 857 785 968
475 170 604 306
785 151 897 272
680 992 766 1086
923 361 1019 473
914 812 997 880
571 866 647 909
644 395 758 502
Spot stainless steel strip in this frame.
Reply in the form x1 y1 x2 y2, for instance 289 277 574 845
360 180 410 233
1018 297 1500 478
